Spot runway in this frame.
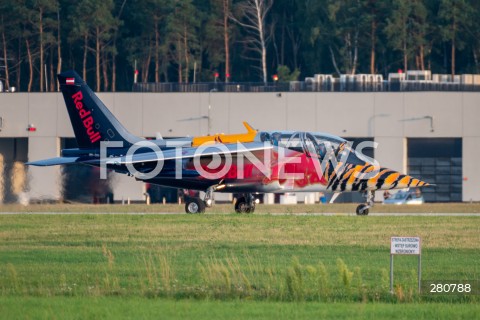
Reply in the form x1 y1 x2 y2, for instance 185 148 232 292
0 211 479 216
267 212 480 216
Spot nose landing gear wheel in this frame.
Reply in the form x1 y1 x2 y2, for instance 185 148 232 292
356 204 369 215
185 198 206 214
356 190 374 215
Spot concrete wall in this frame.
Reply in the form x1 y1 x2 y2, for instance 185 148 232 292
0 91 478 202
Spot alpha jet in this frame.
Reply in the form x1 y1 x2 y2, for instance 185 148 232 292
28 71 430 215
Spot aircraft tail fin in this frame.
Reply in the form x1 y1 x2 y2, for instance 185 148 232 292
57 70 140 149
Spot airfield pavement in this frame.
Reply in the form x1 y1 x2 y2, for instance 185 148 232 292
1 211 480 216
0 202 480 215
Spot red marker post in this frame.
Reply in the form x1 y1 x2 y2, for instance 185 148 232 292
272 74 278 89
134 69 139 84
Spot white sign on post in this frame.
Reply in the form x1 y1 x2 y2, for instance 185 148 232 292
391 237 421 255
390 236 422 293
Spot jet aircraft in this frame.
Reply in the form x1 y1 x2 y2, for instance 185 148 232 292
28 71 430 215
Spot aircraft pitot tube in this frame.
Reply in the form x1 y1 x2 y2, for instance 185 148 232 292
323 162 430 192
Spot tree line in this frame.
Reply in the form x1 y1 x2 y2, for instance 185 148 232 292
1 0 479 92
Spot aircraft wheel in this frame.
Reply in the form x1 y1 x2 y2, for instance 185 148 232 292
185 198 205 214
235 197 254 213
235 197 248 213
356 204 369 216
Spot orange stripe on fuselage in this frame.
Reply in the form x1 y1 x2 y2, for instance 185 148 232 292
328 162 346 182
366 168 391 188
398 175 411 186
346 165 363 186
383 172 400 187
342 167 356 181
358 164 375 178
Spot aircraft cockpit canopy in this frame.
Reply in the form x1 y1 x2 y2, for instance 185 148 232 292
259 131 369 165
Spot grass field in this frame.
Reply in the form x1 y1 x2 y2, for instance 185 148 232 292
0 205 479 318
1 298 479 320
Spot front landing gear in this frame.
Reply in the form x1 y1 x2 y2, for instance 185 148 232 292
235 194 256 213
184 186 216 214
356 204 369 215
356 191 374 215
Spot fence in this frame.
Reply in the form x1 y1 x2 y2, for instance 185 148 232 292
133 79 480 93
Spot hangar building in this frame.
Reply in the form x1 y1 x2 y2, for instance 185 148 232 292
0 82 478 204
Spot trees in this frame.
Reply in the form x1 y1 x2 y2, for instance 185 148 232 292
123 0 171 84
2 1 480 91
206 0 233 82
362 0 389 74
384 0 428 73
222 0 232 82
270 0 302 72
0 1 19 91
231 0 273 83
90 0 118 91
166 0 200 83
31 0 58 92
302 0 376 75
325 0 364 75
150 0 169 83
110 0 127 92
1 0 59 92
470 1 480 73
70 0 118 91
438 0 474 77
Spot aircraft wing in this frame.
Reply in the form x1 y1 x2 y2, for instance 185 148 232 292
99 142 272 165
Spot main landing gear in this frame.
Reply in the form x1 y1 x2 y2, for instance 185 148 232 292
185 197 206 214
356 191 374 215
234 194 256 213
184 189 258 214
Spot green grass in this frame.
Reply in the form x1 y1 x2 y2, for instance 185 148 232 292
1 297 479 320
0 212 478 318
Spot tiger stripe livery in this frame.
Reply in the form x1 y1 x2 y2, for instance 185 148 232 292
325 163 430 192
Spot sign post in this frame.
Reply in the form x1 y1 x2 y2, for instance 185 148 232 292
390 236 422 293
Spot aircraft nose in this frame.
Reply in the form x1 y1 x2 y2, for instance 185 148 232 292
326 164 431 192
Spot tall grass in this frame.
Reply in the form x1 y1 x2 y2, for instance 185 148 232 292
199 256 251 299
1 248 477 303
140 252 176 297
0 252 390 301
